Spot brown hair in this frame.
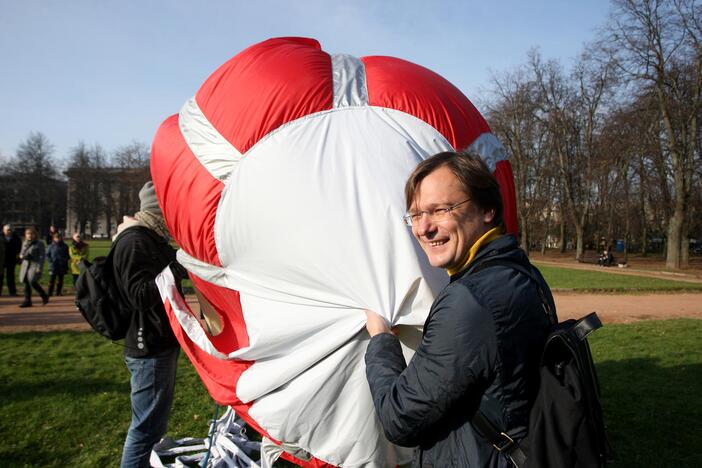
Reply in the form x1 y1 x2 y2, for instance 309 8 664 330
404 150 503 227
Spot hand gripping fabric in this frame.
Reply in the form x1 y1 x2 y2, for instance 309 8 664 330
151 37 519 467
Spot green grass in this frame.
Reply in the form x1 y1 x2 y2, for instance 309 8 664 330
589 319 702 467
0 332 213 466
535 264 702 292
0 320 700 467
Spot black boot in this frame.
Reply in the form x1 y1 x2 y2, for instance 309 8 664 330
19 302 32 308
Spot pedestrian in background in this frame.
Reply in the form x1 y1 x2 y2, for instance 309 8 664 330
47 232 69 296
2 224 22 296
19 226 48 308
69 232 89 284
46 224 59 245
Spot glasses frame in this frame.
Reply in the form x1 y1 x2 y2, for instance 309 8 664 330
403 199 471 226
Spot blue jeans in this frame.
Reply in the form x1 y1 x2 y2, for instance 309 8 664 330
120 347 180 468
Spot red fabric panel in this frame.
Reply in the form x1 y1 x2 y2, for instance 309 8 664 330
494 160 519 235
189 273 248 353
151 114 223 266
196 37 333 154
163 285 336 467
362 55 490 151
163 297 272 435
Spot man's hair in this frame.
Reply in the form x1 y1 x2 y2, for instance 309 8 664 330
25 226 39 237
3 224 11 231
404 150 503 227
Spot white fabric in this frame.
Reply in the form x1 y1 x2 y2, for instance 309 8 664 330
467 132 507 171
179 97 242 182
331 54 369 108
162 106 456 467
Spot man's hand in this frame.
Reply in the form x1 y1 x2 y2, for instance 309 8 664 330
365 309 392 337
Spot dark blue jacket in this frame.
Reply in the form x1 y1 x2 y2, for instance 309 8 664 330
47 241 70 275
365 235 553 467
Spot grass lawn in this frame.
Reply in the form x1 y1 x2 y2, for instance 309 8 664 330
534 264 702 292
0 319 700 467
0 333 213 466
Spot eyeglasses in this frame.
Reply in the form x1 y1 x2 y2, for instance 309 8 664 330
402 199 471 226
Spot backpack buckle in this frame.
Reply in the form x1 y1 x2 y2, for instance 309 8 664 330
492 432 516 452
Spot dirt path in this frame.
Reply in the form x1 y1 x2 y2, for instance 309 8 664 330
1 291 700 333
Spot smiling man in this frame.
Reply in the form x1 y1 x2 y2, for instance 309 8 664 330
364 151 554 467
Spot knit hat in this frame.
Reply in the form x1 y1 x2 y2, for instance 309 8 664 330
138 181 163 216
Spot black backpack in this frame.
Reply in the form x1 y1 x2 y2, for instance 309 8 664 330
74 238 130 340
469 258 612 468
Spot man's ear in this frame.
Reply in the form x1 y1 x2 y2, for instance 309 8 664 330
483 208 496 224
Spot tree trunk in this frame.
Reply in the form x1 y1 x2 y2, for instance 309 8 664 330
520 218 529 255
575 224 585 262
666 210 683 269
559 220 566 253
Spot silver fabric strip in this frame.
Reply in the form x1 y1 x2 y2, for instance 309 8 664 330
468 133 507 172
331 54 369 108
178 97 242 182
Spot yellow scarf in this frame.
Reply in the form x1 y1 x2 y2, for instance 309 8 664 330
446 226 504 276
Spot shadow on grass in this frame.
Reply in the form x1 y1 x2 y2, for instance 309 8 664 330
597 358 702 468
0 377 128 404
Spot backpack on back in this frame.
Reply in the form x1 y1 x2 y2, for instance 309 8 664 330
469 258 612 468
74 239 130 340
525 312 611 467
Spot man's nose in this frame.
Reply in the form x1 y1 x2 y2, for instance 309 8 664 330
414 213 436 237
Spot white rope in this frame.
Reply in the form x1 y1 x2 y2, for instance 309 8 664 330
150 407 261 468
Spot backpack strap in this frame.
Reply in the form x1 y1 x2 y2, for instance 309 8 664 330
572 312 602 341
471 411 527 467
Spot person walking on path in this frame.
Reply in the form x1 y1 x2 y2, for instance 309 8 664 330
115 181 186 468
2 224 22 296
45 225 59 245
19 226 49 308
69 232 89 284
47 232 70 296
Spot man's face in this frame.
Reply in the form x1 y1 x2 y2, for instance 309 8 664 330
410 165 494 271
3 227 10 237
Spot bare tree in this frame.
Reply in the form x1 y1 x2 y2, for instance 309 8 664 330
606 0 702 268
6 132 65 233
486 64 553 254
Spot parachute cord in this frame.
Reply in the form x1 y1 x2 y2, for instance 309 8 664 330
201 402 220 468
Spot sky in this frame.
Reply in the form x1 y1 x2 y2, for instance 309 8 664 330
0 0 612 164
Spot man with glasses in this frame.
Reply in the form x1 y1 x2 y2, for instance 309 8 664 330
364 151 553 467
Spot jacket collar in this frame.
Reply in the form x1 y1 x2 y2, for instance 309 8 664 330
449 234 519 282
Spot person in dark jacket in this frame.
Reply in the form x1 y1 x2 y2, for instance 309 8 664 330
2 224 22 296
47 232 70 296
114 181 186 468
45 224 59 246
18 226 49 307
364 151 553 468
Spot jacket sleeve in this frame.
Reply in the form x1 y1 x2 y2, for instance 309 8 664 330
365 284 497 447
113 234 165 315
